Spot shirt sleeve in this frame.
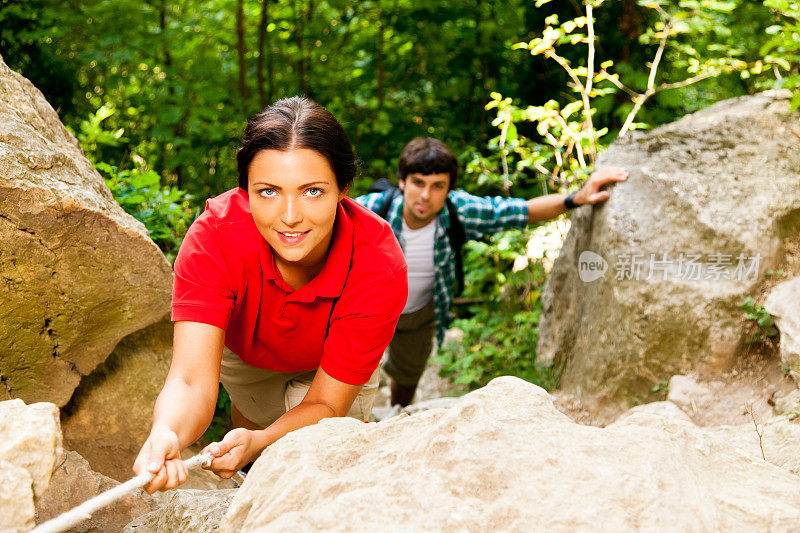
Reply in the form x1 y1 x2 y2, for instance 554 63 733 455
449 189 529 241
353 191 388 214
320 268 408 385
171 210 235 330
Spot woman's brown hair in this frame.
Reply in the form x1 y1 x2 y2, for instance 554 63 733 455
237 96 356 191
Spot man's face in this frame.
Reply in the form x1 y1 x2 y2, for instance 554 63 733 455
398 172 450 229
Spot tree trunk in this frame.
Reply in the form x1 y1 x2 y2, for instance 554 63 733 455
376 4 385 110
237 0 248 105
293 0 314 96
257 0 271 107
467 0 483 129
159 1 184 189
294 0 305 94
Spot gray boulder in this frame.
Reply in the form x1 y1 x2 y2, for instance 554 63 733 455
764 276 800 382
123 489 237 533
612 397 800 477
0 399 63 532
35 450 156 532
60 320 173 481
222 376 800 531
0 54 172 407
538 91 800 417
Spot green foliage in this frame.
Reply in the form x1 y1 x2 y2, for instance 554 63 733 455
7 0 779 201
651 379 669 394
765 268 786 278
74 104 195 262
203 384 232 443
99 163 195 263
740 296 779 342
3 0 534 199
478 0 758 199
762 0 800 106
437 229 559 392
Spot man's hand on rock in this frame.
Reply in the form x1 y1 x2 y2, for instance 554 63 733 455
573 166 628 206
201 427 257 479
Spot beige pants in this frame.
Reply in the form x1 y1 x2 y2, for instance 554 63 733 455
219 347 381 428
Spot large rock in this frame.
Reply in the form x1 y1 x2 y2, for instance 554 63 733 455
704 419 800 476
0 54 172 407
610 397 800 476
123 489 237 533
223 377 800 531
0 399 63 532
35 450 156 532
538 91 800 417
60 320 173 481
764 276 800 382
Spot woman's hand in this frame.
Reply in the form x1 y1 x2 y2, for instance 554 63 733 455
132 423 188 494
201 428 259 478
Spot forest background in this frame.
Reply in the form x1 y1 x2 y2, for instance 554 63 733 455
2 0 799 407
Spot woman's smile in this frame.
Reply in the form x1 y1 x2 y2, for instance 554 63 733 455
276 229 311 245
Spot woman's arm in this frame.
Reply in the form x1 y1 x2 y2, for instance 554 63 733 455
132 321 224 492
202 367 361 478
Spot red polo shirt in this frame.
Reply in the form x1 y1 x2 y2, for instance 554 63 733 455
171 188 407 385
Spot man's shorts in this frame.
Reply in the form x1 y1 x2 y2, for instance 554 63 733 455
382 298 436 387
220 347 381 428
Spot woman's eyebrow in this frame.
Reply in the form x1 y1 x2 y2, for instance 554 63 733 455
298 181 329 188
251 181 280 189
251 180 329 190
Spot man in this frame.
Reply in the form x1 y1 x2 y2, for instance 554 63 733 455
357 137 627 406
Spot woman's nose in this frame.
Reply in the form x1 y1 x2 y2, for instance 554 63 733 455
280 196 302 225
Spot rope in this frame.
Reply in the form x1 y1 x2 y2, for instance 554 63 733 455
32 452 215 533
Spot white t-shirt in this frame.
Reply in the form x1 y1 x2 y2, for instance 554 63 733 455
401 218 436 314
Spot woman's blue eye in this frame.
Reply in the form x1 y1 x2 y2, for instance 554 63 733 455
306 187 323 197
259 188 276 197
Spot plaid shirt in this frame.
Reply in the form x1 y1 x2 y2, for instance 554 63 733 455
355 189 529 343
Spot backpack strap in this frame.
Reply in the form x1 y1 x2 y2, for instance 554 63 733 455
377 187 401 220
445 197 466 295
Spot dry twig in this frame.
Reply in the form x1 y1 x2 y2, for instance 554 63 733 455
745 402 766 460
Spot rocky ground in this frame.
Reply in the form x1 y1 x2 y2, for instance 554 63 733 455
552 346 797 429
8 345 800 533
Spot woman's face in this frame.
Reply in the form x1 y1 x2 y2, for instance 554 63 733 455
247 148 345 274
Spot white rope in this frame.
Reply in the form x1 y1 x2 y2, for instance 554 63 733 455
32 452 215 533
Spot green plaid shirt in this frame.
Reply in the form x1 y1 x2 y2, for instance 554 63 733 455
356 189 529 343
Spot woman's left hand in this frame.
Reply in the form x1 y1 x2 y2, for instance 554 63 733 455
201 428 259 478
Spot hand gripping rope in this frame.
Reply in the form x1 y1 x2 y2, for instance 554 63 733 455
31 452 215 533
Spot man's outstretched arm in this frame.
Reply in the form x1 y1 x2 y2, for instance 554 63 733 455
527 166 628 224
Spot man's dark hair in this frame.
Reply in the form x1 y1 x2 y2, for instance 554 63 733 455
397 137 458 190
237 96 356 191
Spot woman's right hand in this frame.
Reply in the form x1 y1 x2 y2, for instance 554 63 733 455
132 423 188 494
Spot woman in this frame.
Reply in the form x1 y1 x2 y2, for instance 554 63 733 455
132 97 407 492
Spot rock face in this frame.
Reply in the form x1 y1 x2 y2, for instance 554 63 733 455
223 377 800 531
538 91 800 416
765 276 800 382
123 489 237 533
60 320 173 481
0 399 63 533
35 451 156 532
0 54 172 407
